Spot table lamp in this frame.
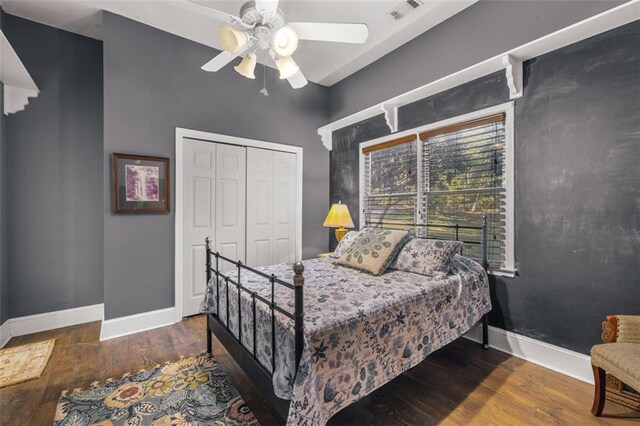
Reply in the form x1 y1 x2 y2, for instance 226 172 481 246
323 201 355 243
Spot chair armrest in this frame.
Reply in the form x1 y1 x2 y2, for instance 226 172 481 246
601 315 618 343
616 315 640 344
601 315 640 344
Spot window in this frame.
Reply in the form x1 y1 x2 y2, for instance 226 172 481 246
362 136 417 229
360 104 515 275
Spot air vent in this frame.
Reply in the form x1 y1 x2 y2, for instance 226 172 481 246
389 0 424 20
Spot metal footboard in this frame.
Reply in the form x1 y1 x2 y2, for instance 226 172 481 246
203 216 490 420
204 237 305 379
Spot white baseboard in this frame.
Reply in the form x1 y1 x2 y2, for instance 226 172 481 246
100 307 180 341
2 304 592 388
0 320 10 348
8 303 104 339
464 324 593 384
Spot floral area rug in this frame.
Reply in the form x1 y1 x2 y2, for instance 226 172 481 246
0 339 55 388
54 353 259 425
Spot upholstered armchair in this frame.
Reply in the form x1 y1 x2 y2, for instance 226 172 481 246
591 315 640 416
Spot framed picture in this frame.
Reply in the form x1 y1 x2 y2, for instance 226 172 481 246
112 153 170 213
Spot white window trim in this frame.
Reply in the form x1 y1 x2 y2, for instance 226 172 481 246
359 102 517 278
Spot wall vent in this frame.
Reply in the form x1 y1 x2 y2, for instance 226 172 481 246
389 0 424 20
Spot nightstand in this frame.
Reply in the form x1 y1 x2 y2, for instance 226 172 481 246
318 252 334 259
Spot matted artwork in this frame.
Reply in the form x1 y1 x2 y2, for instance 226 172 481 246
112 153 170 213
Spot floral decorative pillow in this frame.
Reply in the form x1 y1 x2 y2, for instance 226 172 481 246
389 238 463 278
331 230 360 258
336 228 410 275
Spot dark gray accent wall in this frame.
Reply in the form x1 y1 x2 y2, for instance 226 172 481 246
0 79 7 325
0 8 7 325
4 15 104 317
506 22 640 353
329 0 624 121
102 13 329 320
328 22 640 354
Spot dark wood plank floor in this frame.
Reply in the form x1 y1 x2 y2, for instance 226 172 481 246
1 315 637 425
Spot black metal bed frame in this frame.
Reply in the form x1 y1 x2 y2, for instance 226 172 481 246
204 216 491 420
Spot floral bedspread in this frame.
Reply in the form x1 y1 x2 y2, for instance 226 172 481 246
202 255 491 425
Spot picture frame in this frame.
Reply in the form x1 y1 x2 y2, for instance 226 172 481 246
112 153 170 213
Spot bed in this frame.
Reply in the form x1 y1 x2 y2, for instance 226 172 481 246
202 220 492 425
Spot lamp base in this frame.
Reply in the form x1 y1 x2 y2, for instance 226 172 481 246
335 227 348 242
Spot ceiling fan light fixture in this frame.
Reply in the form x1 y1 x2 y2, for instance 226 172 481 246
275 56 299 79
234 53 257 79
272 26 298 57
202 2 369 90
219 25 248 54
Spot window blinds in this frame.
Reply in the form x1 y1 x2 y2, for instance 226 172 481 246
363 138 417 229
362 112 508 269
421 116 506 266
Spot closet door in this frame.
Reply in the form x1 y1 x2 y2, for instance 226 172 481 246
246 148 297 267
215 144 246 271
182 140 246 317
182 138 216 316
246 149 274 267
273 151 297 264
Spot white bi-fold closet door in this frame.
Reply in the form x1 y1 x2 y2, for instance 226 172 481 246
246 148 297 267
181 138 298 316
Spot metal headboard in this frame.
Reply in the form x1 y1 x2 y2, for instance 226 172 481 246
364 215 489 271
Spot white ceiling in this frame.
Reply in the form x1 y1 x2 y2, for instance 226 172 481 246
0 0 477 86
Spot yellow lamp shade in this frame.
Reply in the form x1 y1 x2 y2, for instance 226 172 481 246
323 203 355 228
234 53 257 79
219 25 248 54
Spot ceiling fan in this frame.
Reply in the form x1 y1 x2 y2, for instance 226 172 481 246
192 0 369 89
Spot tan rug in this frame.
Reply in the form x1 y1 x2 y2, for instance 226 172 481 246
0 339 55 388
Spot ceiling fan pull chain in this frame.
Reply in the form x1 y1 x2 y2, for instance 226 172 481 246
260 51 269 96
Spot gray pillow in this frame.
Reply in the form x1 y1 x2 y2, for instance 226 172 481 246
331 230 360 258
389 238 463 278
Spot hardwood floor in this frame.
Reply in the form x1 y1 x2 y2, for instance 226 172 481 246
1 315 637 425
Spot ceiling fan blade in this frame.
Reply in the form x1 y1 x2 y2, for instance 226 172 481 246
255 0 280 16
174 0 243 25
287 70 308 89
201 50 238 72
288 22 369 44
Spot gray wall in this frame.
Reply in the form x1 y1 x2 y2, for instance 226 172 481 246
329 0 624 121
3 15 104 317
0 74 7 325
102 13 329 320
328 21 640 354
0 10 7 326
